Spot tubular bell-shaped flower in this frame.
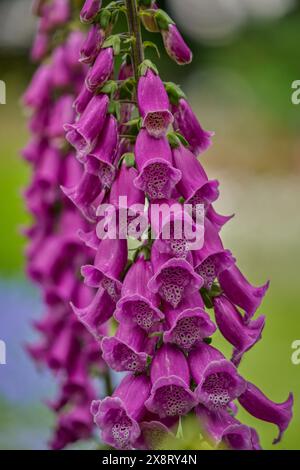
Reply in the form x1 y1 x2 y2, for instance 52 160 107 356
193 218 235 289
115 255 163 330
102 322 154 373
80 24 105 64
218 264 270 322
85 114 118 188
172 98 214 156
161 24 192 65
65 93 109 157
134 129 181 200
196 405 261 450
238 382 293 444
213 295 265 366
85 47 114 92
138 68 174 137
189 342 246 410
81 237 128 301
145 344 197 418
163 292 216 351
148 240 203 308
80 0 102 24
91 374 151 449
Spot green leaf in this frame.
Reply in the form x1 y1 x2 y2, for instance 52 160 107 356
138 59 158 76
155 9 175 31
143 41 160 58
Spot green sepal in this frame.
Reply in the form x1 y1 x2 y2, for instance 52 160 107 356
103 34 121 56
99 9 111 29
124 152 135 168
101 80 118 97
167 132 181 149
143 41 160 58
108 100 121 120
155 9 175 31
165 81 186 105
138 59 158 76
203 337 212 345
119 77 136 100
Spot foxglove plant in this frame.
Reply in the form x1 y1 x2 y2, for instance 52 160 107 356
23 0 293 451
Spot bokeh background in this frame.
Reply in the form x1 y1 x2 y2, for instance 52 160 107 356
0 0 299 450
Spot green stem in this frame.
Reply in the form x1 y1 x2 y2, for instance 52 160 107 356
104 370 113 397
125 0 144 84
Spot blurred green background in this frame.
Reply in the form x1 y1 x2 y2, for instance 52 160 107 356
0 0 299 450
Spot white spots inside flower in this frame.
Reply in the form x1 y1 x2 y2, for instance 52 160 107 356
111 417 133 449
102 277 119 302
171 317 204 350
169 237 189 258
144 112 167 136
197 257 216 290
142 163 169 199
98 162 115 189
159 267 189 308
155 385 192 417
202 372 232 410
114 343 146 373
132 300 157 330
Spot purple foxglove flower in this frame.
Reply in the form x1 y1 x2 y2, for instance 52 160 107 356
85 47 114 92
196 405 261 450
33 145 61 192
64 93 109 157
61 170 103 222
29 104 50 136
71 287 115 339
85 115 118 188
108 163 146 239
50 403 93 450
206 205 234 232
22 63 52 109
73 84 94 115
163 292 216 351
102 322 152 373
60 152 83 188
149 199 201 258
80 24 105 64
51 45 71 89
172 99 214 156
214 295 265 366
115 256 163 330
44 266 77 307
80 0 102 24
47 94 75 139
145 344 196 418
91 373 151 449
218 264 270 322
138 69 173 138
81 237 128 301
47 321 76 371
77 226 101 251
173 143 219 213
40 0 70 32
148 240 203 308
31 29 48 62
162 24 192 65
189 342 246 411
136 420 175 450
193 218 235 289
21 137 46 164
65 31 86 70
134 129 181 200
238 382 293 444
